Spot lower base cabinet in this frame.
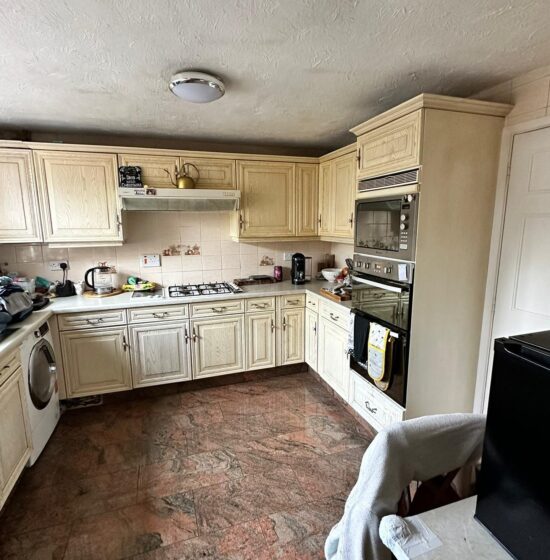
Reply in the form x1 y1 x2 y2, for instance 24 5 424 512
317 316 350 400
246 312 276 370
280 308 305 365
61 327 132 397
129 321 192 387
305 308 318 370
191 315 245 378
0 362 31 510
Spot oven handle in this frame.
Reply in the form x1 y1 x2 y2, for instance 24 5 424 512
352 275 403 293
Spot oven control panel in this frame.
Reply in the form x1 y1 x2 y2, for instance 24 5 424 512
398 194 415 250
353 254 414 284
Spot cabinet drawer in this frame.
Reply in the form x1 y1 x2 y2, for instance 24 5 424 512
319 301 350 330
0 348 21 387
58 309 127 331
245 297 275 313
128 305 187 324
306 293 319 312
280 294 306 309
190 299 244 318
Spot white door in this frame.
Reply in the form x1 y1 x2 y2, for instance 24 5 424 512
280 308 305 365
318 317 350 400
246 312 276 370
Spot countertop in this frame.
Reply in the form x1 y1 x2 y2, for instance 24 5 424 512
0 280 351 358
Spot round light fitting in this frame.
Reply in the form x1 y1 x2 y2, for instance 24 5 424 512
169 71 225 103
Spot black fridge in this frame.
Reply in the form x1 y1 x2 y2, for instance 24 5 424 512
475 330 550 559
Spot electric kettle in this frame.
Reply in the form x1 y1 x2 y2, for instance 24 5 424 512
85 265 115 295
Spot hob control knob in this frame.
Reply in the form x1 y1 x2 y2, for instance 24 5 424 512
400 214 407 222
400 223 408 231
407 194 414 202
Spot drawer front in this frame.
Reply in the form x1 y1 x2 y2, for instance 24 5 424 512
319 301 350 330
0 348 21 387
280 294 306 309
190 299 244 318
58 309 127 331
306 293 319 312
245 297 276 313
128 305 188 324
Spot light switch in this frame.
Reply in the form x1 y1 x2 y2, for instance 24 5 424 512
141 254 161 267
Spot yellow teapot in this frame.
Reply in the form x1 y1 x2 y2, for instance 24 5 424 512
164 163 200 189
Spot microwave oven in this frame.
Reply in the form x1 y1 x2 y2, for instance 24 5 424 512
354 193 419 262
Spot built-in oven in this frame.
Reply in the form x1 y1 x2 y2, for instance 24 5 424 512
350 254 414 407
354 193 418 262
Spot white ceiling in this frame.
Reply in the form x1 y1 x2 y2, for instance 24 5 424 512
1 0 550 153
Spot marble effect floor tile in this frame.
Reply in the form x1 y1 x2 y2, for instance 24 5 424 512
0 371 373 559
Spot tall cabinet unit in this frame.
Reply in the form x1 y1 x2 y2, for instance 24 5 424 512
0 149 42 243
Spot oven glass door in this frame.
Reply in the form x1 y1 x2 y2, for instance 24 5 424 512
355 198 402 253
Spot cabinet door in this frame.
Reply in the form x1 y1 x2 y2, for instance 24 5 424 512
357 110 422 179
296 163 318 236
35 151 122 243
318 317 350 400
332 153 356 237
318 161 333 235
246 312 276 371
0 369 31 508
191 316 245 378
237 161 296 237
305 308 318 371
118 154 179 189
181 157 235 189
0 149 42 243
129 321 191 387
281 308 305 365
61 327 132 397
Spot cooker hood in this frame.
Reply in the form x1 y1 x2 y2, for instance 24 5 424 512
119 187 240 212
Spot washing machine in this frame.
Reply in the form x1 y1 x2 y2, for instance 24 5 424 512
20 320 61 466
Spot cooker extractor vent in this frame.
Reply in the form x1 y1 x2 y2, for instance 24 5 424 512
358 168 419 192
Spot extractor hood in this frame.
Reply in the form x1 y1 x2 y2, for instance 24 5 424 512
119 187 240 212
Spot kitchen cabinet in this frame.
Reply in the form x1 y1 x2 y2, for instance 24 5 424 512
34 151 122 244
191 315 245 378
280 307 305 365
0 352 31 510
246 311 276 370
305 308 318 371
318 148 356 241
234 161 296 238
61 326 132 397
317 315 350 400
296 163 319 236
118 153 179 189
180 157 235 189
0 148 42 243
355 110 422 180
129 321 192 387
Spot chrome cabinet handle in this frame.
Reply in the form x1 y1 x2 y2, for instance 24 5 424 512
212 306 227 313
153 312 168 319
184 327 190 344
239 213 244 230
356 151 361 168
271 319 275 333
192 328 198 342
313 324 317 334
282 317 287 331
348 213 354 226
115 213 122 231
365 401 378 414
252 303 268 309
318 215 322 226
122 335 130 351
86 318 104 325
329 312 339 321
287 299 300 305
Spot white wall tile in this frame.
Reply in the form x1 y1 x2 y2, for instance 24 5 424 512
221 268 240 282
15 244 43 263
239 242 258 255
182 270 203 284
202 269 223 283
221 240 240 255
201 241 221 256
202 255 222 271
182 254 202 271
161 255 183 272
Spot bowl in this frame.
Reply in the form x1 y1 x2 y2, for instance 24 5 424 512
321 268 340 282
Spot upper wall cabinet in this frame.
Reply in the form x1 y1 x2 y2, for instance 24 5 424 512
296 163 318 237
118 154 179 189
34 151 122 245
356 110 422 180
0 149 42 243
234 161 296 238
180 157 235 189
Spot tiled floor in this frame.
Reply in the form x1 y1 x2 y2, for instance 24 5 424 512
0 371 373 559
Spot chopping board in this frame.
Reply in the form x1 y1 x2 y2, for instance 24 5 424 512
320 288 351 302
83 289 123 298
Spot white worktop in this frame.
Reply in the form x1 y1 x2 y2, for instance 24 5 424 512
0 280 351 357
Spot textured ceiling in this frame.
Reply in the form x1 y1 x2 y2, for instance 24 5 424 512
1 0 550 153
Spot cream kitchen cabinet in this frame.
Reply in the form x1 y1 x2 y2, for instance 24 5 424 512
305 307 318 371
118 153 179 189
0 352 31 510
61 326 132 397
0 148 42 243
317 314 350 400
180 157 235 189
246 311 276 370
296 163 319 236
129 321 192 387
280 307 305 365
318 161 333 235
34 151 122 244
191 315 245 378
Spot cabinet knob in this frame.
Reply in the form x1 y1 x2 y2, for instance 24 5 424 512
122 335 130 351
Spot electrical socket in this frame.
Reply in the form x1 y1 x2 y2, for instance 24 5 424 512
48 260 69 272
283 252 294 261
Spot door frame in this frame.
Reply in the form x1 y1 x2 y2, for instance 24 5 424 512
474 114 550 413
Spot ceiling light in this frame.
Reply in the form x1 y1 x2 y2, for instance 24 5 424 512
169 71 225 103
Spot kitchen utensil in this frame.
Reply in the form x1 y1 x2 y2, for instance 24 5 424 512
164 163 200 189
84 264 115 295
321 268 340 282
55 263 76 297
291 253 306 285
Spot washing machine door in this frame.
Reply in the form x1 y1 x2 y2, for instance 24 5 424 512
29 339 57 410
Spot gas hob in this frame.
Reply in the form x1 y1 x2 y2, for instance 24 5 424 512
168 282 243 298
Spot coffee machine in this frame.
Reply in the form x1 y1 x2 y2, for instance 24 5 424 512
291 253 306 285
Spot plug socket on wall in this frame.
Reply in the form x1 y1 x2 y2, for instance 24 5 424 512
48 260 69 271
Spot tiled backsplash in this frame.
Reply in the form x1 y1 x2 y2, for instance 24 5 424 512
0 212 351 287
